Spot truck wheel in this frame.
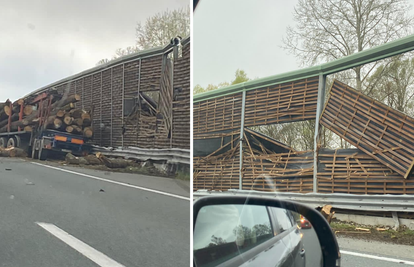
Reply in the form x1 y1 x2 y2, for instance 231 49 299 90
7 137 16 148
38 140 48 160
0 137 7 148
31 140 39 159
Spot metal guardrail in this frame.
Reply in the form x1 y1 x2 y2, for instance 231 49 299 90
92 146 190 165
194 190 414 212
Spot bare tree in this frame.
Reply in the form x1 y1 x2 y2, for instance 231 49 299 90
97 6 189 65
136 6 190 50
283 0 414 92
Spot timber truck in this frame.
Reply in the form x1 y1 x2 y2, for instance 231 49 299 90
0 92 91 160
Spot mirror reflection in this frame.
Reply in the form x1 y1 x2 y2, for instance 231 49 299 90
194 204 323 267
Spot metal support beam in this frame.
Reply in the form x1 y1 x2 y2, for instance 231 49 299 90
170 56 174 148
239 90 246 190
313 74 327 193
137 58 141 147
121 64 125 147
81 78 84 110
110 68 113 147
100 72 103 146
194 34 414 103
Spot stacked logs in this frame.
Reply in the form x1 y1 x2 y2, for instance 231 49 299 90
0 94 93 138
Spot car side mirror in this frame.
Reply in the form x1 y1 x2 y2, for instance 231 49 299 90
193 196 340 267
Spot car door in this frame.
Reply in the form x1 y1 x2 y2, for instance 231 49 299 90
194 204 289 267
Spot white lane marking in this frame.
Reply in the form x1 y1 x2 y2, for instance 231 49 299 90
37 222 125 267
341 250 414 265
31 162 190 201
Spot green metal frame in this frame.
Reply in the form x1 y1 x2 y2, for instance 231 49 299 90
195 33 414 192
194 34 414 102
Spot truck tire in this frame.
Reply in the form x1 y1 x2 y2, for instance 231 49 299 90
7 137 16 148
31 140 39 159
0 137 7 148
38 139 48 160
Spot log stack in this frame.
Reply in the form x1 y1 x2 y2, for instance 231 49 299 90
0 93 93 139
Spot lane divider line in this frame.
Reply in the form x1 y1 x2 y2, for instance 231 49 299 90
341 250 414 265
37 222 125 267
31 162 190 201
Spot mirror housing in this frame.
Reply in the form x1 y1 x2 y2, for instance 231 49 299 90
193 195 340 267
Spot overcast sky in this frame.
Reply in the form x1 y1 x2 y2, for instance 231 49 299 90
0 0 187 102
193 0 414 89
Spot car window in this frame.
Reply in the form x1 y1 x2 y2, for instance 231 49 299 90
193 204 273 267
269 207 293 233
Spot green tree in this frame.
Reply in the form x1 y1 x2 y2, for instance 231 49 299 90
194 69 250 94
231 69 250 85
367 56 414 115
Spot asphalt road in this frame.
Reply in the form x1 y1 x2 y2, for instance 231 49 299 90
0 158 190 267
301 227 323 267
301 223 414 267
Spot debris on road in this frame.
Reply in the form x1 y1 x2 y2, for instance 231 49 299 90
96 152 131 168
0 147 27 158
319 204 335 223
355 227 371 232
24 178 35 185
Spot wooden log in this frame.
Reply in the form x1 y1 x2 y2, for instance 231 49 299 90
23 105 34 116
65 153 88 165
23 94 81 123
0 147 27 157
61 102 75 111
82 118 91 127
51 94 81 110
0 100 11 110
73 118 83 127
96 152 130 168
66 125 81 134
83 127 93 138
81 112 91 120
0 113 19 128
70 109 83 119
84 154 102 165
24 126 32 132
11 99 24 113
56 110 66 118
63 116 73 125
72 125 82 133
53 118 63 129
0 105 11 121
0 120 24 133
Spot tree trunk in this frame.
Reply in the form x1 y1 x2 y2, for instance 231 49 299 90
23 105 34 116
0 113 19 128
82 118 91 127
81 112 91 120
0 120 25 133
0 147 27 157
56 110 66 118
24 126 33 132
0 105 11 121
23 94 81 123
73 118 83 127
65 153 88 165
83 127 93 138
0 100 11 111
66 125 82 134
70 109 83 119
63 116 73 125
96 152 130 168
